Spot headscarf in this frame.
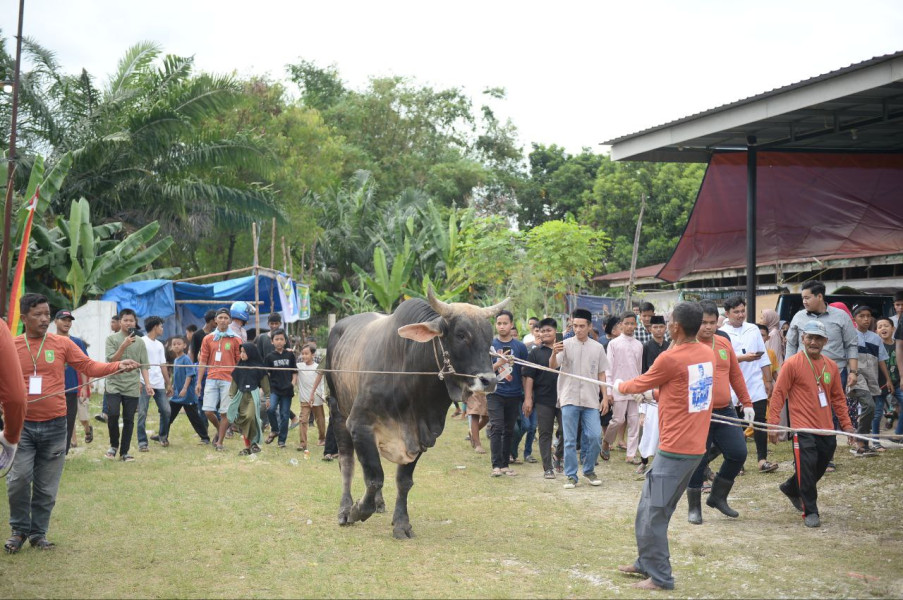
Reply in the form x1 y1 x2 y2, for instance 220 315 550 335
232 342 267 392
829 301 854 322
760 308 783 367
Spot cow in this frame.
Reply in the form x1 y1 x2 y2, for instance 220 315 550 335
324 288 507 538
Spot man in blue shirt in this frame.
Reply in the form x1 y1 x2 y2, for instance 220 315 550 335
55 310 92 454
488 310 529 478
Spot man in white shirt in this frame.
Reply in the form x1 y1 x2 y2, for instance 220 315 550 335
719 297 776 472
602 311 645 464
550 308 611 489
137 316 173 451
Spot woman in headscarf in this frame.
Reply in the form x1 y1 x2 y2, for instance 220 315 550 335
227 343 270 455
759 308 784 368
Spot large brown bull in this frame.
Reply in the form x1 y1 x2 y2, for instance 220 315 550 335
324 289 506 538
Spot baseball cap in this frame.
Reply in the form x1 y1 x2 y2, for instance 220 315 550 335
851 304 873 317
801 320 828 338
54 309 75 321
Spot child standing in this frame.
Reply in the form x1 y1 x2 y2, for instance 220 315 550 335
603 311 645 464
264 329 297 449
876 317 900 440
848 305 891 454
228 343 270 455
297 344 325 451
167 336 210 444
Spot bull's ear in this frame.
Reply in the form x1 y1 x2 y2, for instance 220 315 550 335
397 320 443 343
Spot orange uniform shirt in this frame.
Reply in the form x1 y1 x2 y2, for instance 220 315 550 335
768 351 852 432
0 319 26 443
621 341 715 456
198 333 241 381
15 333 122 422
710 335 752 410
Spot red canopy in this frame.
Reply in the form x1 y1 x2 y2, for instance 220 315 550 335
657 152 903 282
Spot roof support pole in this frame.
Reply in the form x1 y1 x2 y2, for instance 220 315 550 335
746 137 757 323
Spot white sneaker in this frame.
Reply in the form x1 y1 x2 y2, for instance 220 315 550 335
563 476 578 489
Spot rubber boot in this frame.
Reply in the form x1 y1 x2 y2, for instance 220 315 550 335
706 475 739 518
687 487 703 525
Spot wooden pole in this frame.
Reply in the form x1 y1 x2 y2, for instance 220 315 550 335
625 193 646 312
253 222 260 335
174 266 255 283
269 217 276 311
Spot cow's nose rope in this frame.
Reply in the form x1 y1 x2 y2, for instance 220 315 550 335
432 337 456 380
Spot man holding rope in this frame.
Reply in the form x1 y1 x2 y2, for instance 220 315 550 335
7 294 139 553
768 320 854 528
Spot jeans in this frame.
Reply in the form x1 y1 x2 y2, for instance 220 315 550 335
561 404 602 481
871 394 885 438
6 417 68 539
894 387 903 436
689 406 749 488
522 409 537 458
267 393 293 444
137 387 172 447
65 393 78 455
106 393 139 456
487 394 522 469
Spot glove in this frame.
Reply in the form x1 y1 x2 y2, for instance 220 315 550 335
613 379 624 394
633 394 645 403
0 431 18 475
743 406 756 423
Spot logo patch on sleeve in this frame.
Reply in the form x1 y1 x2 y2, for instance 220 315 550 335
45 350 55 363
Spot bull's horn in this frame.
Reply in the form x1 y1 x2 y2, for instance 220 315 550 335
426 285 454 318
480 297 510 319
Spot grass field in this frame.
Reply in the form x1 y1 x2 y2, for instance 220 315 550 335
2 398 902 599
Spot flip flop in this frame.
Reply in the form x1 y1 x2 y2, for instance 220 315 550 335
85 425 93 444
601 446 611 461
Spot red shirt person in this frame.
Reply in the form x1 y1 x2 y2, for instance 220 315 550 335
5 294 138 553
768 319 854 528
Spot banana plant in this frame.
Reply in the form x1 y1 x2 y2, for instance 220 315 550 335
352 238 416 313
27 197 180 307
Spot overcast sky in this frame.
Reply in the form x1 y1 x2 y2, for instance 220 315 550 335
4 0 902 155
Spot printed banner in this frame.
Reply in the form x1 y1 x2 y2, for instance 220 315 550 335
276 273 300 323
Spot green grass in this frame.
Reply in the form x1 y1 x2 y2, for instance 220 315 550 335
2 399 902 598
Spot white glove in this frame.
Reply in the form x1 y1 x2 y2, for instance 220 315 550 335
743 406 756 423
633 394 645 403
0 431 18 475
613 379 624 394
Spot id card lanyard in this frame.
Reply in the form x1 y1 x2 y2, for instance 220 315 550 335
24 333 48 394
803 352 829 408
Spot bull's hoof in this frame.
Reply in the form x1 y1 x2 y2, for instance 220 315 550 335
338 508 353 526
392 523 415 539
349 502 374 524
375 499 386 514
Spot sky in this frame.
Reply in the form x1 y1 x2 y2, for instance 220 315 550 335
4 0 903 155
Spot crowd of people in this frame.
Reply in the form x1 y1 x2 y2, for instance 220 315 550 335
1 284 900 591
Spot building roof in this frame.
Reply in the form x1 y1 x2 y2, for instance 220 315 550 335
604 51 903 162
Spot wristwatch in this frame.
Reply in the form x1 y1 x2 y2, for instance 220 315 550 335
848 370 859 374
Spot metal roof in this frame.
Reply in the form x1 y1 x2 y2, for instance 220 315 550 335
604 51 903 162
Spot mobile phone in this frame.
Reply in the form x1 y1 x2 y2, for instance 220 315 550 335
555 333 563 342
501 345 512 354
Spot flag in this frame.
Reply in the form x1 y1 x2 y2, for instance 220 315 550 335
7 186 40 334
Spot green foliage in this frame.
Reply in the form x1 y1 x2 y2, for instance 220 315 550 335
517 144 603 228
27 197 179 307
352 239 416 313
326 278 378 315
457 215 522 297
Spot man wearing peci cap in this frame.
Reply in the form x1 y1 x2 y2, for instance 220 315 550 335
768 320 855 527
53 310 92 454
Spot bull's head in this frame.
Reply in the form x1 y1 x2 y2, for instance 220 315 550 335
397 287 509 402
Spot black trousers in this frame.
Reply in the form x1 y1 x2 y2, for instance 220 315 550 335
169 402 210 442
487 393 522 469
65 393 79 454
106 393 139 457
323 396 339 456
782 432 836 516
753 399 769 461
535 403 561 472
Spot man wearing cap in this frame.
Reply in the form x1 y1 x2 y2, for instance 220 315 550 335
550 308 610 489
7 294 139 552
53 310 92 454
196 307 242 450
768 320 855 527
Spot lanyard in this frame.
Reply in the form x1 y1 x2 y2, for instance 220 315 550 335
24 333 48 376
803 351 827 388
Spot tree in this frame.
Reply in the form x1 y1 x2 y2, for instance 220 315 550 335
517 144 603 228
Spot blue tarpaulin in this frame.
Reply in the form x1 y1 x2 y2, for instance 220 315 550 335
100 280 176 319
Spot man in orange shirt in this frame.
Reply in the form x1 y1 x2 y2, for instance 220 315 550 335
685 301 755 525
6 294 138 553
768 320 854 528
0 317 27 475
615 302 714 591
196 308 242 451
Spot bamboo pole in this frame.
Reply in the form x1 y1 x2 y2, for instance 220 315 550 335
174 266 255 283
269 217 276 311
253 222 260 335
625 193 646 312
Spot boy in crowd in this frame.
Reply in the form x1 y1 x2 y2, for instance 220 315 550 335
603 312 644 464
768 320 855 527
876 316 901 432
105 308 151 461
642 316 668 373
488 310 529 477
167 336 210 444
634 302 656 344
523 318 561 479
196 308 242 451
550 308 609 489
137 316 172 451
264 329 297 448
847 305 891 455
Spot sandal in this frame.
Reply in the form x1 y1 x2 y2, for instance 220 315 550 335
4 533 26 554
758 461 779 473
85 425 93 444
600 446 611 461
29 536 55 550
104 448 117 459
265 432 278 445
238 448 251 456
825 462 836 473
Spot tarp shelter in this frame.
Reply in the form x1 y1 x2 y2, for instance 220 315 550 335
101 272 307 335
603 50 903 319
